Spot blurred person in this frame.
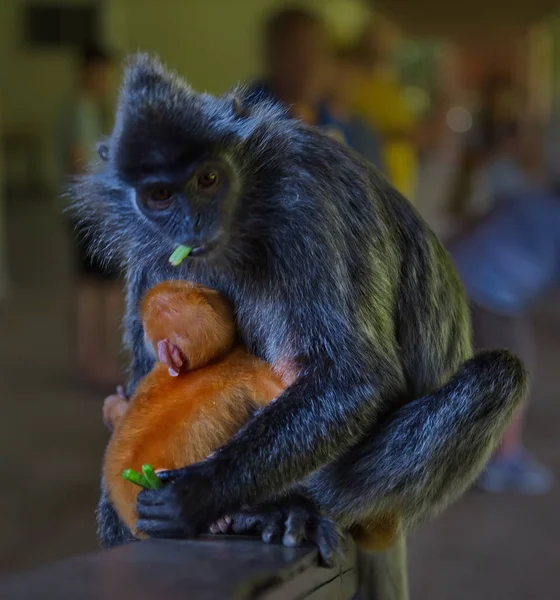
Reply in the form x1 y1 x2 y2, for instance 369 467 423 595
59 44 124 389
250 7 333 127
451 194 559 495
414 92 465 240
449 80 558 494
321 47 385 171
449 74 524 220
351 16 421 199
250 6 386 169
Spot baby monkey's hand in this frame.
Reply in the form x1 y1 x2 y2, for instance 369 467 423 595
103 386 128 431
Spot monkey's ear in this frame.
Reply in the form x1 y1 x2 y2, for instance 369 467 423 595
97 143 110 162
123 53 165 89
232 97 250 120
225 84 288 124
121 52 190 102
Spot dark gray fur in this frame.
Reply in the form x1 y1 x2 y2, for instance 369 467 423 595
71 54 527 563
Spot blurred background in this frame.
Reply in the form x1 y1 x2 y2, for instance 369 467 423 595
0 1 559 598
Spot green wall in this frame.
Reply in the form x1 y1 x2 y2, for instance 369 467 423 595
0 0 322 191
550 12 560 99
103 0 285 95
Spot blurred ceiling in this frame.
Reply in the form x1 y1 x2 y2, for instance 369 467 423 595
375 0 559 37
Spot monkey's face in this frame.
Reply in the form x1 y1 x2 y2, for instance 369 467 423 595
131 155 239 258
72 54 292 270
106 57 247 261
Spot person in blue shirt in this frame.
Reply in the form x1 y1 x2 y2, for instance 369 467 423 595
449 109 560 494
446 76 560 494
320 47 385 171
249 7 384 171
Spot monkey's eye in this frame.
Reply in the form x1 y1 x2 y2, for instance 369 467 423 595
193 165 225 196
139 187 175 211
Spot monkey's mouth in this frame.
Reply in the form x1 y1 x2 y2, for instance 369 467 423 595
189 235 223 257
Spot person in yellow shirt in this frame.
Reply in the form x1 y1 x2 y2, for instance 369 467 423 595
352 17 419 199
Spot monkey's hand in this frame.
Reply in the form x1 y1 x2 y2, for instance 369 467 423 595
136 462 221 539
103 386 128 431
215 490 343 567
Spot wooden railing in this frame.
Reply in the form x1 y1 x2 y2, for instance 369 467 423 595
0 536 356 599
0 535 409 599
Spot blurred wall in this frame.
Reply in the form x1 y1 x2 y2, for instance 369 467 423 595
546 12 560 180
102 0 284 94
455 38 524 93
0 0 321 193
0 108 7 298
551 12 560 99
0 0 78 193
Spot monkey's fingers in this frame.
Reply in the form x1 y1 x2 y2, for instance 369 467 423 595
307 517 343 568
155 469 183 484
103 395 128 431
229 508 284 540
137 519 186 539
102 399 116 431
169 345 184 373
156 339 183 376
137 489 186 538
137 487 169 507
283 509 308 548
209 523 220 534
262 520 283 544
209 516 232 534
137 501 176 520
157 339 171 364
231 513 266 535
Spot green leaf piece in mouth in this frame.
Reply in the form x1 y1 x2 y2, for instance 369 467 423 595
169 244 192 266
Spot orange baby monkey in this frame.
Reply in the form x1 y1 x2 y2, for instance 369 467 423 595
103 281 291 538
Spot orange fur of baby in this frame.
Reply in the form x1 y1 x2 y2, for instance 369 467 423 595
351 511 401 551
103 281 288 537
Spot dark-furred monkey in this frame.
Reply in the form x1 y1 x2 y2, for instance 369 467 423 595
71 54 527 569
103 280 290 537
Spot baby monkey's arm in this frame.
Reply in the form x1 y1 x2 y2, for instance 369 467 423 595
103 340 185 431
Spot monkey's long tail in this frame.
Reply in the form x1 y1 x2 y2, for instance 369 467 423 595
324 350 528 600
370 349 528 528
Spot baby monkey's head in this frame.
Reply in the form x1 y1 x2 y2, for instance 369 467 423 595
141 281 236 372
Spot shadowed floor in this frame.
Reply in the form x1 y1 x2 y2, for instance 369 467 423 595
0 197 558 599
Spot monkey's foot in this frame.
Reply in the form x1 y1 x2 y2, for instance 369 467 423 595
226 492 342 566
157 339 185 376
209 516 232 534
